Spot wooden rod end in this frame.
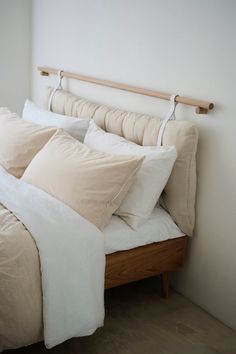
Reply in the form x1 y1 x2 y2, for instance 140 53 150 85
196 102 214 114
196 107 209 114
40 71 49 76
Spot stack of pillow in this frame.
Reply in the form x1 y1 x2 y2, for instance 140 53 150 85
0 100 177 231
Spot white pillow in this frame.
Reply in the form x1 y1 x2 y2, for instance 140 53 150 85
22 100 90 142
84 120 177 230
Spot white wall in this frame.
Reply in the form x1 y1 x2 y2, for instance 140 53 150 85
32 0 236 330
0 0 31 113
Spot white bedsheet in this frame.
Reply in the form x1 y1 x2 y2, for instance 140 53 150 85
0 167 105 349
104 207 184 254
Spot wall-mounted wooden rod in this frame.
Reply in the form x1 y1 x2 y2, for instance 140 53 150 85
38 66 214 114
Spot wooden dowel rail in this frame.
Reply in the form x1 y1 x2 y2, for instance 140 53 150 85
38 66 214 114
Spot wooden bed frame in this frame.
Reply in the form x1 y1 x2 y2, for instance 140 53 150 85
105 235 188 298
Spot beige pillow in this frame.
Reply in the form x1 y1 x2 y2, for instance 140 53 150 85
0 110 57 177
22 130 143 230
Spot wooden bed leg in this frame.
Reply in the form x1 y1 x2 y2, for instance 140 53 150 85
161 272 169 299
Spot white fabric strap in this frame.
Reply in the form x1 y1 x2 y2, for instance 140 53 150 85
48 70 63 111
156 94 179 146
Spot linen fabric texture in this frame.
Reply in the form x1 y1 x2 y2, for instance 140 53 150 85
0 109 57 177
22 129 144 230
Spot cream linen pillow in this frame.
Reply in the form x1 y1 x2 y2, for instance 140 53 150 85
22 129 144 230
0 110 57 177
84 121 177 229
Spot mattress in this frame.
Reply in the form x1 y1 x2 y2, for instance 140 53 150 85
104 206 185 254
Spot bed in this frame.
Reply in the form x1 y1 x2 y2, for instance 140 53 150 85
0 81 198 350
44 86 198 295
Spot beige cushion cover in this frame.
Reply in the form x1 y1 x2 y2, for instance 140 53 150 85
0 204 43 349
22 130 143 230
0 110 57 177
44 88 198 235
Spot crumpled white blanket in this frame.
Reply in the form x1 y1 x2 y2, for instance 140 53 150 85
0 167 105 349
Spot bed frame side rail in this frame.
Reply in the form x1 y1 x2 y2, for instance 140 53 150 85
105 236 188 298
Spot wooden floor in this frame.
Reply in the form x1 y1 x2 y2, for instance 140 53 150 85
6 278 236 354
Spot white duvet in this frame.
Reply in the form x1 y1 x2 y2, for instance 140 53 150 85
0 167 105 349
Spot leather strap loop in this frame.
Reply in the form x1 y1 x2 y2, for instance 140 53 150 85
48 70 63 111
156 94 179 146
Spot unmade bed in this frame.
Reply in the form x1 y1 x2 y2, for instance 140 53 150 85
0 70 201 350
